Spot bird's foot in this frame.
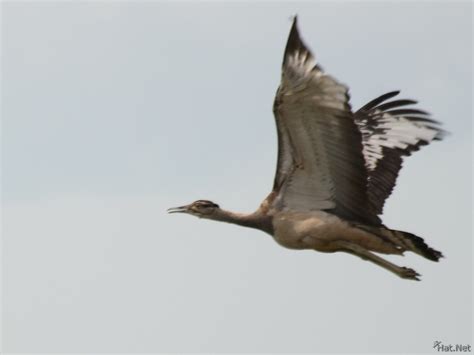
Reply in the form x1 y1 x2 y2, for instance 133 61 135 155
399 267 421 281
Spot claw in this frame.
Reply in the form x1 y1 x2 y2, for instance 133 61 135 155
400 266 421 281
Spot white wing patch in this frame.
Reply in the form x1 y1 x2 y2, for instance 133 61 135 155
354 91 446 214
362 111 442 171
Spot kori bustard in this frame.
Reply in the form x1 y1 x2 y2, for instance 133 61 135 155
168 17 445 280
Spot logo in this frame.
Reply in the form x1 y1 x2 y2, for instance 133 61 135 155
433 341 471 352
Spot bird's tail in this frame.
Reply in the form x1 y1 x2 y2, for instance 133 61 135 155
357 225 444 261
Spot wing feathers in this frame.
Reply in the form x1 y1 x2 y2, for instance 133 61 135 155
358 90 400 111
268 18 444 223
376 99 418 111
355 91 446 214
270 17 379 224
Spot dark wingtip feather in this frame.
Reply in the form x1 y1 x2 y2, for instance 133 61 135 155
386 108 430 116
282 16 322 71
283 15 304 62
377 99 419 111
433 127 449 141
358 91 401 112
291 14 298 26
403 115 438 124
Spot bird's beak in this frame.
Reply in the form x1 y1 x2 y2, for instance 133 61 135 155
167 205 189 214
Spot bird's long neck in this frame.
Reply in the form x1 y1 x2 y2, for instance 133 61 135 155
210 209 273 234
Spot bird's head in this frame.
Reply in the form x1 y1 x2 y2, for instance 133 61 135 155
167 199 220 218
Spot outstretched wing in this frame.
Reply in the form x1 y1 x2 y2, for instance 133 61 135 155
269 17 380 225
354 91 446 215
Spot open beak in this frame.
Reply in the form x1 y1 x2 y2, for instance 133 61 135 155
167 205 188 214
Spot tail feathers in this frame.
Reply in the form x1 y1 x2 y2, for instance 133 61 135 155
394 230 444 261
356 224 444 261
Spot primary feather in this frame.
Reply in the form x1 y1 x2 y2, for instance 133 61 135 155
354 91 446 214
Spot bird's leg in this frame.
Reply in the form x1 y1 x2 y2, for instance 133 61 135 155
334 241 420 281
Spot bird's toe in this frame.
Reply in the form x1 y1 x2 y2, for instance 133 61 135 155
400 266 421 281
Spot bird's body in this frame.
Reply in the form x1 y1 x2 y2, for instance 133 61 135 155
168 17 445 280
272 211 393 253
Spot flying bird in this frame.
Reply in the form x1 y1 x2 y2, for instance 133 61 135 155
168 17 445 280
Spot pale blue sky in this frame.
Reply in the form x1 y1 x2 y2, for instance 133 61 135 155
2 1 472 353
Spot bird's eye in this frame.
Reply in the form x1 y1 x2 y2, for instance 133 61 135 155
194 200 218 209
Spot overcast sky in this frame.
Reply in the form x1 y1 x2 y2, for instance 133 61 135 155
2 1 472 353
